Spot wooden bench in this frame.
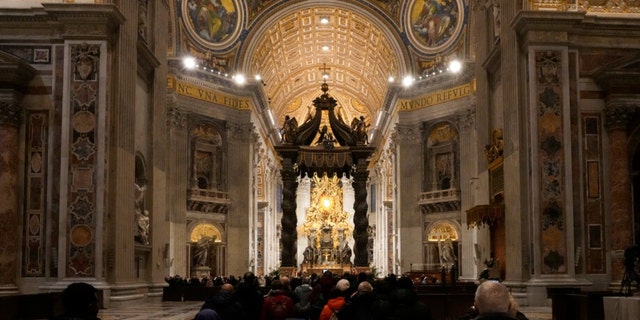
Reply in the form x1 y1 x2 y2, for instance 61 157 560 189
0 292 63 320
415 283 477 320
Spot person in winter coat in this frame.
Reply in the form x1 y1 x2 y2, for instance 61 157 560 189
294 277 314 319
260 279 295 320
377 276 433 320
318 279 350 320
337 281 383 320
236 271 264 320
200 283 244 320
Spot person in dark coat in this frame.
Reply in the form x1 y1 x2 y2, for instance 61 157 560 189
201 283 244 320
337 281 382 320
235 271 264 320
53 282 100 320
378 276 433 320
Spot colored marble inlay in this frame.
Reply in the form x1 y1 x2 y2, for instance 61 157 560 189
536 50 567 274
66 43 100 277
582 114 606 273
23 111 48 277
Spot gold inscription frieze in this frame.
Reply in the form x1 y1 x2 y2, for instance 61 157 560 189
398 82 473 112
167 76 252 110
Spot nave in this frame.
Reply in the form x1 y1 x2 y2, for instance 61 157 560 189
96 301 552 320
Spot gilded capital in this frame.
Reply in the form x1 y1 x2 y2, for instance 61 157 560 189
0 101 22 127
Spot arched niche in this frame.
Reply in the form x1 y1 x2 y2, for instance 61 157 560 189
188 222 225 276
423 220 460 272
424 122 459 191
190 122 224 190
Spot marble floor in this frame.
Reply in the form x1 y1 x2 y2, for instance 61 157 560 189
97 301 552 320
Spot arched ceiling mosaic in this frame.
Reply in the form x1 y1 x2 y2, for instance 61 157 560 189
243 6 404 127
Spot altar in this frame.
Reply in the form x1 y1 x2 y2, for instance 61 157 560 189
298 173 355 274
302 266 350 276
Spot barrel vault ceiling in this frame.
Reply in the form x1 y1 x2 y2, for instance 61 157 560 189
242 6 405 127
173 1 412 130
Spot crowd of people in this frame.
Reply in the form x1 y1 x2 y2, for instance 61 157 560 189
188 271 528 320
53 272 528 320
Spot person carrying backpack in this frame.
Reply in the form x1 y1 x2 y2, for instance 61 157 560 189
260 279 295 320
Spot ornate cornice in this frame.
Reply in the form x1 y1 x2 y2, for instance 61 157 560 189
41 4 125 40
0 100 22 127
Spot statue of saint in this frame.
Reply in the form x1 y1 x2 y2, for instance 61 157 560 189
440 238 457 270
136 209 150 245
303 244 316 265
194 236 214 266
135 182 150 245
280 115 298 144
351 116 370 144
341 243 352 265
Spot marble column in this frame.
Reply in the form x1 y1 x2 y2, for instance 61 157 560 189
0 100 21 294
605 103 634 282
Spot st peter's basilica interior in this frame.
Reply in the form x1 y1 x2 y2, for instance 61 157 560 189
1 0 640 314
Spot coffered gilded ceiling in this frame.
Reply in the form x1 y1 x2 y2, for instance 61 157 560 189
242 6 406 127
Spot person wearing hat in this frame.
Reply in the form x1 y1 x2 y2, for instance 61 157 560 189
318 279 350 320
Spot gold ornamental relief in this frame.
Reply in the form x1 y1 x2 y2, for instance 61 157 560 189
530 0 640 12
301 173 353 250
190 223 222 243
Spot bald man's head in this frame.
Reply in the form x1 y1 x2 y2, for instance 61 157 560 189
474 281 511 314
220 283 234 293
357 281 373 293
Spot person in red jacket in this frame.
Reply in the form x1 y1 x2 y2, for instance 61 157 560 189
260 279 295 320
318 279 350 320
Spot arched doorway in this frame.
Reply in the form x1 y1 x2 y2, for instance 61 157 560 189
189 223 224 278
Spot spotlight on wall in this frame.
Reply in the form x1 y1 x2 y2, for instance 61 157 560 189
233 74 246 85
183 56 197 69
255 74 267 86
402 75 414 88
388 76 395 83
448 60 463 73
320 16 329 24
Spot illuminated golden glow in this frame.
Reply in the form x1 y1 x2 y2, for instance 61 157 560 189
322 198 332 208
427 222 459 242
190 223 222 243
301 173 353 249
